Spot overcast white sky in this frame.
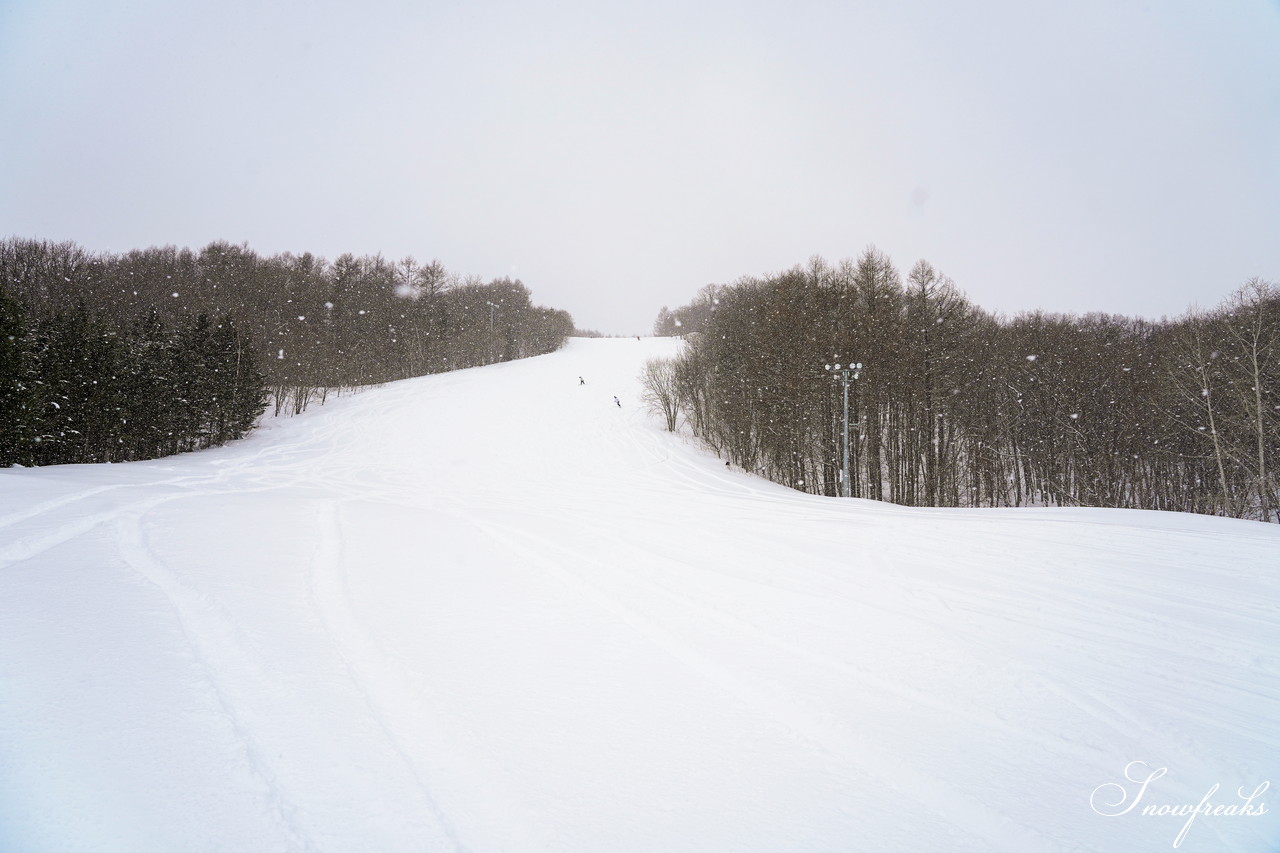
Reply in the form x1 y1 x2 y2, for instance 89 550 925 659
2 0 1278 334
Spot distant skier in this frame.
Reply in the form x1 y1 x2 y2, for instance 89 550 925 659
613 396 621 407
579 376 585 385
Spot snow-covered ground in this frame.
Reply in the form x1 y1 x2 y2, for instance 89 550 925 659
1 337 1276 853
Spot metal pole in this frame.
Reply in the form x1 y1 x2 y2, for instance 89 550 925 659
826 360 860 498
841 368 851 498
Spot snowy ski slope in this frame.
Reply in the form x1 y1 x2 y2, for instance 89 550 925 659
1 337 1277 852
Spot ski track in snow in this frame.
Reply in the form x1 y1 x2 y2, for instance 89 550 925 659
462 513 1059 853
1 337 1278 853
112 506 321 853
307 499 466 852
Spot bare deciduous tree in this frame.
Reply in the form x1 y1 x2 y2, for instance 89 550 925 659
654 253 1279 522
641 357 681 432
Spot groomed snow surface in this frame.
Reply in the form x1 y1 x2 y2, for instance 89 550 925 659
1 337 1277 853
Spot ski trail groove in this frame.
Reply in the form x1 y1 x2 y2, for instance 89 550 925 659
1 495 179 569
465 513 1063 853
112 507 320 853
0 484 125 529
308 499 468 853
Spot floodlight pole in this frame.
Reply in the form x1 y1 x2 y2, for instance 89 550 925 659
841 368 851 498
825 360 862 498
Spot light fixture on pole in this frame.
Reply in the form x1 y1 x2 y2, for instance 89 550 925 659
824 358 862 498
